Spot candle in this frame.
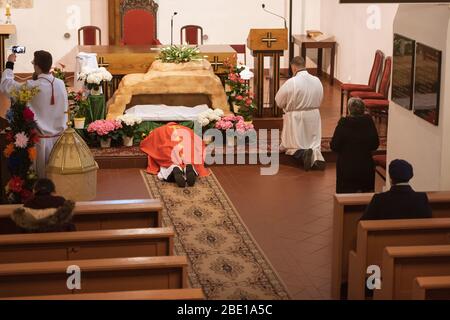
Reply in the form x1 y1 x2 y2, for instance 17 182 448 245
6 4 11 16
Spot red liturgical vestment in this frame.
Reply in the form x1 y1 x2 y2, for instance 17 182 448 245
140 123 210 177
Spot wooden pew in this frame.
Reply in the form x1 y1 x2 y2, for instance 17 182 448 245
0 228 174 264
347 218 450 300
412 276 450 300
332 191 450 299
3 289 205 300
0 199 163 234
0 256 188 298
374 245 450 300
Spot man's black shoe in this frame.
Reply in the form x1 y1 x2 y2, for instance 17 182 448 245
313 160 327 171
172 167 186 188
185 164 197 187
303 149 314 171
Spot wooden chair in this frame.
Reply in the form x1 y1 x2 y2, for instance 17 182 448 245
230 44 247 65
331 191 450 299
0 199 163 235
118 0 160 45
181 25 204 45
0 256 188 298
3 289 205 300
0 228 174 264
374 245 450 300
350 57 392 101
347 218 450 300
78 26 102 45
340 50 384 116
412 276 450 300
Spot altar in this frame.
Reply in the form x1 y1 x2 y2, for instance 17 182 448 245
76 45 237 99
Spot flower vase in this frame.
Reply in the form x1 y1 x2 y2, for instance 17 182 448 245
123 136 134 147
73 117 86 130
100 138 111 148
90 87 102 96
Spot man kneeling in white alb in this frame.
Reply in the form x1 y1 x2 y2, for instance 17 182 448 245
1 51 68 178
275 56 326 171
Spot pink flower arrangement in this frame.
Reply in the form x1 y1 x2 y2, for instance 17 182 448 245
14 132 29 148
87 120 122 137
215 115 254 134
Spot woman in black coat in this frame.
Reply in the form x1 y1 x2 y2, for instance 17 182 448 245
331 98 380 194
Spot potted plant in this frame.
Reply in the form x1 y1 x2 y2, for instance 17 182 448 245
224 61 256 122
196 109 225 144
116 114 143 147
87 119 122 148
78 67 113 96
215 115 255 147
69 90 90 129
157 45 201 64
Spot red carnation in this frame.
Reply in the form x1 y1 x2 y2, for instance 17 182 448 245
245 98 253 106
23 108 35 122
236 95 243 101
8 176 24 193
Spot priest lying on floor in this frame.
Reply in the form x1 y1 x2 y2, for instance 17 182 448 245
140 123 210 188
276 56 326 171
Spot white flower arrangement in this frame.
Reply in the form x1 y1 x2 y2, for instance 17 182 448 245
116 114 143 127
78 67 113 89
116 114 143 138
197 109 225 128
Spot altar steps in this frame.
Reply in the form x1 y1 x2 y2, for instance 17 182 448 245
91 135 387 170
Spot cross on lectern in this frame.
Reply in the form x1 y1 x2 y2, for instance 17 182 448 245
262 32 278 48
210 56 224 72
97 56 110 68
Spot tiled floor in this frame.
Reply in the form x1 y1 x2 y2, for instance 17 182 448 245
93 79 384 300
95 163 337 300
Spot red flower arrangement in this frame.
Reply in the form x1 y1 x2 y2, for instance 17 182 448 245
224 59 256 121
3 84 40 203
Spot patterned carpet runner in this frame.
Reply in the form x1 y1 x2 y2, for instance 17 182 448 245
141 171 291 300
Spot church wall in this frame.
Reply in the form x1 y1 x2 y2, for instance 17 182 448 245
87 0 321 69
4 0 322 73
320 0 398 84
387 4 450 191
5 0 92 73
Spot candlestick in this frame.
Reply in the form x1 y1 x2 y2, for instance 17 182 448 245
5 4 11 24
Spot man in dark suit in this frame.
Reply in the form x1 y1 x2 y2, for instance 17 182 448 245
361 159 432 220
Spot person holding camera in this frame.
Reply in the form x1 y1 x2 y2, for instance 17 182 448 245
0 50 68 178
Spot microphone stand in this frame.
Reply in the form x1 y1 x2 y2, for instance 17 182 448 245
170 13 177 46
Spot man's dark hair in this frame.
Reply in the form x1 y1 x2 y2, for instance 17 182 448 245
34 50 53 73
290 56 306 68
33 179 56 196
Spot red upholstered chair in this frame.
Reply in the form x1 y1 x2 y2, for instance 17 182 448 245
373 155 387 170
78 26 102 45
340 50 385 115
181 25 204 45
363 99 389 121
121 0 160 45
350 56 392 101
230 44 247 65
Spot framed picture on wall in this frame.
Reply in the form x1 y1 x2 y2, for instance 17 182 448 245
413 43 442 126
392 34 415 110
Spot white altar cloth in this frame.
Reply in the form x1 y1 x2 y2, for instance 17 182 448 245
125 104 210 122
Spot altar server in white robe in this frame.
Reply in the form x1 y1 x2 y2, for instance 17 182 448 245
1 51 68 178
275 56 325 171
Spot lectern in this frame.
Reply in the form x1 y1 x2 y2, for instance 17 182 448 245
247 28 288 117
0 24 16 73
